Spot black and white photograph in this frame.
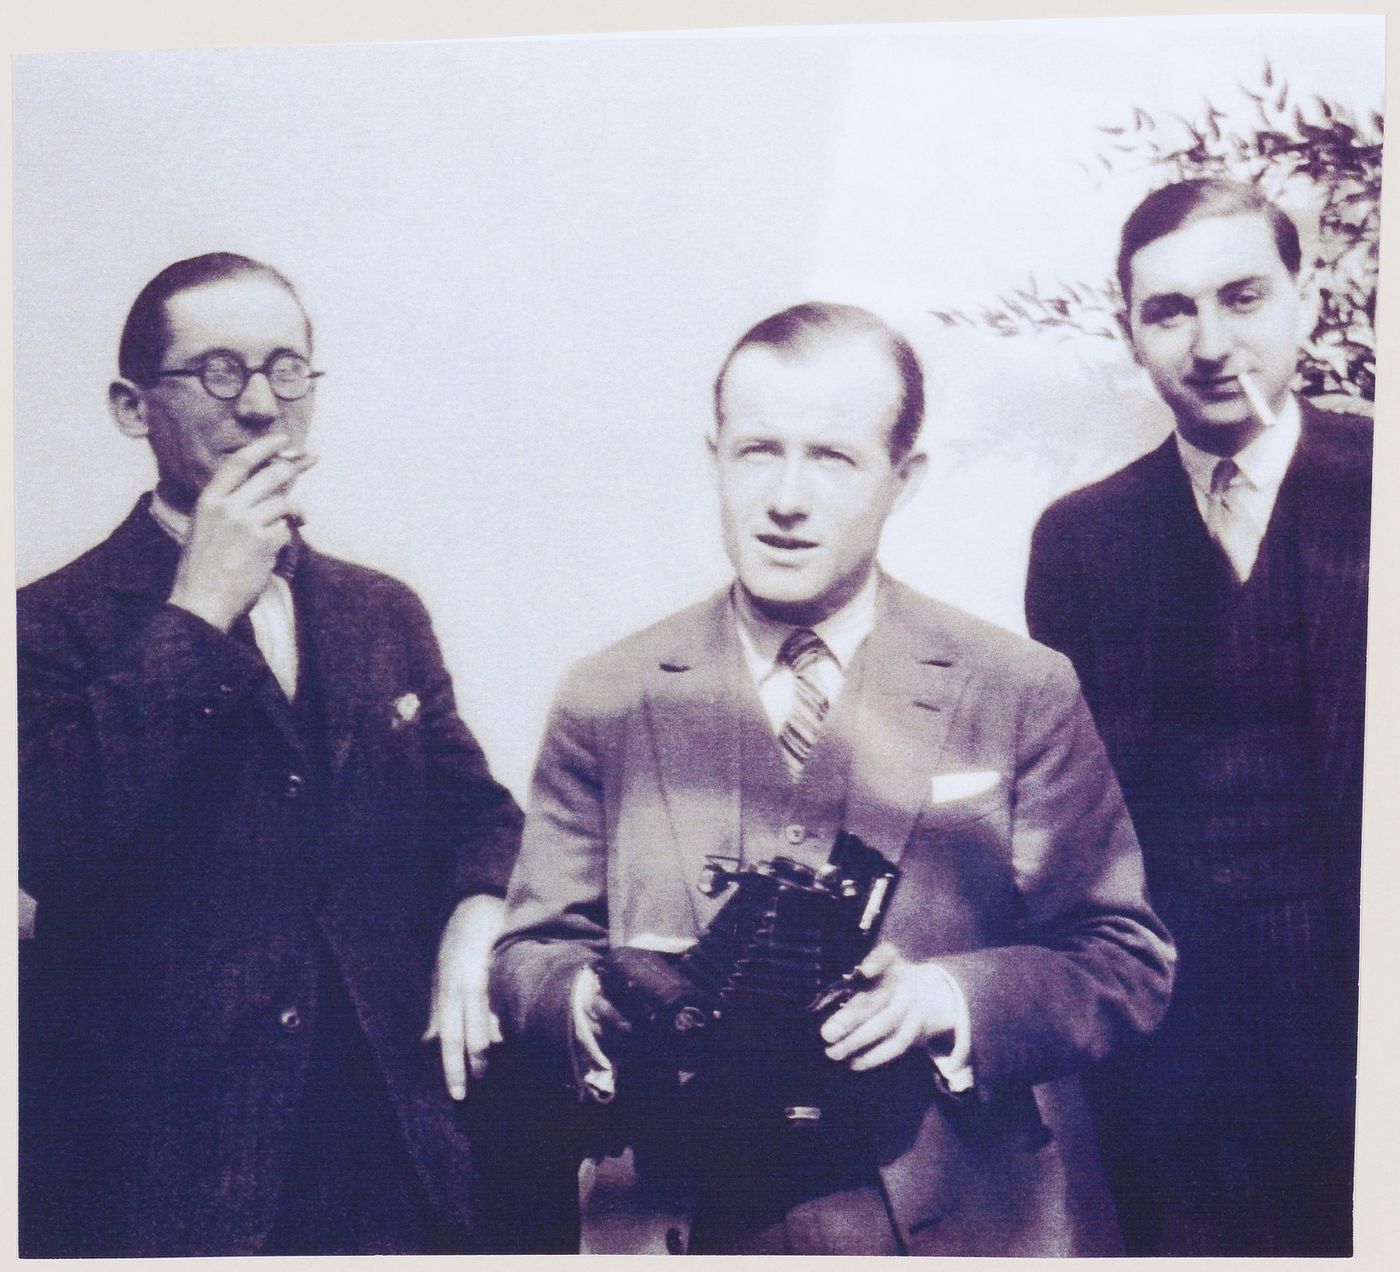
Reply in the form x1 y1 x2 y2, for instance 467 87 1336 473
12 3 1387 1258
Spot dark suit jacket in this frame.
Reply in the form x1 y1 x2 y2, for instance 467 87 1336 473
17 497 523 1256
492 578 1175 1255
1025 401 1371 942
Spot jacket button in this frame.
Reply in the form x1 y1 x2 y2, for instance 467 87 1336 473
200 703 218 717
217 682 235 696
278 1006 302 1033
665 1226 684 1254
284 773 305 799
784 824 806 845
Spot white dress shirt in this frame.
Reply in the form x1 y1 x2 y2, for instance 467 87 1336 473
1174 393 1302 583
149 493 299 699
731 567 878 731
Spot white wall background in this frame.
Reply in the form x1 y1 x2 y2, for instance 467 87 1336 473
13 15 1384 795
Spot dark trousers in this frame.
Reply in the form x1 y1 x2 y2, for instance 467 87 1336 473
679 1087 902 1255
1088 891 1355 1257
688 1171 901 1254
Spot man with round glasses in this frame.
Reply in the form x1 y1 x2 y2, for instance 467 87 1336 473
18 253 524 1255
156 350 322 401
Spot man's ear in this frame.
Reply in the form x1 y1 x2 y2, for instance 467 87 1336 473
892 449 928 509
1117 309 1145 367
109 380 150 440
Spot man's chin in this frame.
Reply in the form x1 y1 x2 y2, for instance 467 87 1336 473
1173 407 1264 456
154 476 205 514
738 575 829 625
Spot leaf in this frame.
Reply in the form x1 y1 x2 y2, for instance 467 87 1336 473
1098 124 1126 135
1263 59 1274 88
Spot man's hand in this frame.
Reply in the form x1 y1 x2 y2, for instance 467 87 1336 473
168 434 317 632
424 894 506 1100
572 965 632 1076
820 942 963 1072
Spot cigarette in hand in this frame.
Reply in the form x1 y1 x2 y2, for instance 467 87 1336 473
1236 373 1277 429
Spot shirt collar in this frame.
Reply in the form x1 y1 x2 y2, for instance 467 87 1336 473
1174 392 1302 495
732 569 879 681
148 490 192 545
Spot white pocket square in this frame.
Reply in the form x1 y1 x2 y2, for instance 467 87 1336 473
929 769 1001 804
390 692 421 729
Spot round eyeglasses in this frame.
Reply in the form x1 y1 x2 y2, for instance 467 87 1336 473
156 352 324 402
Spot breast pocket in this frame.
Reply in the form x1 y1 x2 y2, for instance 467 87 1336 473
915 771 1008 838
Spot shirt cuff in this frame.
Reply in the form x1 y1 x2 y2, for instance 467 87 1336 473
924 961 975 1094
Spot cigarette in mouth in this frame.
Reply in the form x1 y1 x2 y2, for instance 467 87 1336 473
1236 373 1277 429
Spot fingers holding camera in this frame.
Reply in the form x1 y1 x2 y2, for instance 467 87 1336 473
820 943 962 1072
168 435 317 632
572 966 631 1074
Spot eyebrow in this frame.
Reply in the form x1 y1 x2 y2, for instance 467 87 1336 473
1137 273 1272 317
1218 274 1271 294
178 345 306 366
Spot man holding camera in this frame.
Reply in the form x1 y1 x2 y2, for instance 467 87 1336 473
492 302 1175 1255
17 254 523 1256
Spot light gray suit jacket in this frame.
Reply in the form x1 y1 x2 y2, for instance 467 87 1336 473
492 578 1175 1255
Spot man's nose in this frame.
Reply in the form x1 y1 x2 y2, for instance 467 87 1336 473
767 456 811 522
1191 304 1233 364
233 371 281 427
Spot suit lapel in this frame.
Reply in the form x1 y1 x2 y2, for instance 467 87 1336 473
642 590 748 931
293 550 368 776
843 582 969 867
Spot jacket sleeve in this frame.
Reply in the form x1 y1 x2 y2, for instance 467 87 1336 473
1024 500 1087 665
393 585 524 900
489 664 611 1063
18 596 272 914
935 654 1176 1096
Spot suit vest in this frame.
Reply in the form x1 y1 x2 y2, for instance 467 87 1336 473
734 646 871 871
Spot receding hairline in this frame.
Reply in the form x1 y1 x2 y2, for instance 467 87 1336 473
713 307 924 460
165 275 312 338
718 324 902 390
118 252 314 386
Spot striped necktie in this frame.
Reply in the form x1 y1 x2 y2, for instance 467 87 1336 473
777 627 834 779
1205 457 1251 582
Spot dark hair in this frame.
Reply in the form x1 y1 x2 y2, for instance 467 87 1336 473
713 302 925 462
118 252 312 386
1117 178 1302 306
